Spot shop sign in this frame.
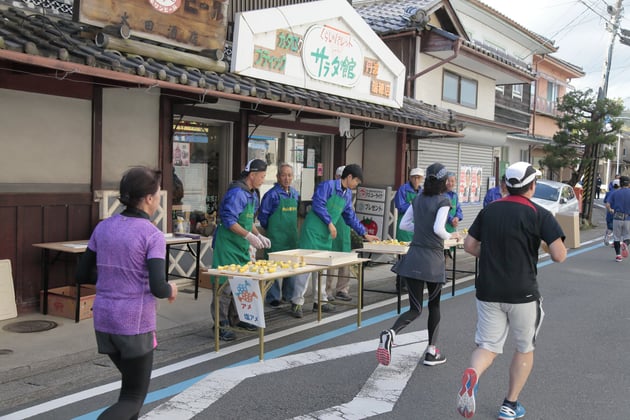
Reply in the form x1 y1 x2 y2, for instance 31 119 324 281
232 0 404 108
74 0 229 52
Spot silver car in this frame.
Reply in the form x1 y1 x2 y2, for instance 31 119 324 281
531 179 580 215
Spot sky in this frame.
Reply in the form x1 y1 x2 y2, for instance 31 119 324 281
479 0 630 108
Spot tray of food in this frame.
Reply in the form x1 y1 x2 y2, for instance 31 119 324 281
214 259 307 276
361 239 410 252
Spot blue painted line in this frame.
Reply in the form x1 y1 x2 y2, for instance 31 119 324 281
73 245 589 419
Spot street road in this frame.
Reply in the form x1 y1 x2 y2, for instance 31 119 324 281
2 239 629 419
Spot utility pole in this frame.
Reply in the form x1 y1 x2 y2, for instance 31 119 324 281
583 0 623 224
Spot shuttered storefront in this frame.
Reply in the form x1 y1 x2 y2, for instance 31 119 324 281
415 139 494 230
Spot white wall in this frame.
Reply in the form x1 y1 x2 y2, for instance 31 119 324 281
415 55 496 121
0 88 91 191
102 88 160 188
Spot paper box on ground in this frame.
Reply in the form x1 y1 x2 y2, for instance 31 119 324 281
556 212 580 249
40 285 96 320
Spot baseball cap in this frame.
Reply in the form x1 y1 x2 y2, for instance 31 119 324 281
505 162 541 188
410 167 425 177
426 163 448 181
620 176 630 187
335 165 346 177
342 164 363 181
243 159 267 173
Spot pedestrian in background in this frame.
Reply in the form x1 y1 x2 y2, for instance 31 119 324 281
458 161 566 419
376 163 459 367
75 167 178 419
482 175 507 208
606 175 630 262
211 159 271 340
393 167 425 242
258 163 305 318
603 179 620 246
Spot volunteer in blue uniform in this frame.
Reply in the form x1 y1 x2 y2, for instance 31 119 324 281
297 164 379 312
394 167 425 242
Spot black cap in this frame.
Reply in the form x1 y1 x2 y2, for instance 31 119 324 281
243 159 267 173
620 175 630 187
342 164 363 181
426 163 448 181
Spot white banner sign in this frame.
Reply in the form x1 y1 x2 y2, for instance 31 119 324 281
229 276 266 328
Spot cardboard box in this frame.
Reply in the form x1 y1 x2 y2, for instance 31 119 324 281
199 270 213 289
556 212 580 249
40 285 96 320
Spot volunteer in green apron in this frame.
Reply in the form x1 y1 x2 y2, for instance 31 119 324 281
258 163 303 317
445 172 463 258
328 166 352 302
394 167 425 242
298 164 379 312
211 159 271 341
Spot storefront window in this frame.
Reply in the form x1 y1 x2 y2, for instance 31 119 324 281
172 120 229 236
247 132 327 201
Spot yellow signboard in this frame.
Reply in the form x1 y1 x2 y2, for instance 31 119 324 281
74 0 228 52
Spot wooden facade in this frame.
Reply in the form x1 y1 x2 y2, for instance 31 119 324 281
494 84 532 130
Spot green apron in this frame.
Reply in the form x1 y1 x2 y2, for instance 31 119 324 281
396 190 418 242
299 194 346 251
264 196 298 257
446 194 457 233
212 201 255 284
331 217 351 252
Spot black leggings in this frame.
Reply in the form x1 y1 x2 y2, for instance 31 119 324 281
98 351 154 420
391 276 442 345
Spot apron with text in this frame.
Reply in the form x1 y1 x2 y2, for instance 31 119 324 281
264 196 298 257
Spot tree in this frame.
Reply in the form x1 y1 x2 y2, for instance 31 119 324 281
540 89 624 224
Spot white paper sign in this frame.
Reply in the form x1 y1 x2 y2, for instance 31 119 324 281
229 276 266 328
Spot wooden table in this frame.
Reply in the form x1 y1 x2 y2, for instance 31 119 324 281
33 235 202 322
356 237 477 312
204 256 369 361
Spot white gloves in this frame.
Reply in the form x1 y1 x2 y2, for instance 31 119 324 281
257 233 272 248
245 232 264 249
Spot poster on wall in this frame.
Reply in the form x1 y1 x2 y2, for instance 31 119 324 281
458 166 482 205
173 142 190 167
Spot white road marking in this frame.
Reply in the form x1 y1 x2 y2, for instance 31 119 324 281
142 331 428 420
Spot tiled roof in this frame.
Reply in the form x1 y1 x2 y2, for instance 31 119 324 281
354 0 442 34
0 2 461 135
356 0 533 77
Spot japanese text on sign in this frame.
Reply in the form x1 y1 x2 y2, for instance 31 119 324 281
302 24 362 87
356 201 385 216
228 276 266 328
357 186 386 202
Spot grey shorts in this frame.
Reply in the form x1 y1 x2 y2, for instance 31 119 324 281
612 219 630 242
95 330 157 359
475 298 544 354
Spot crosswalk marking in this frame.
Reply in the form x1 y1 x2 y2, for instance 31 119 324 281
142 331 428 419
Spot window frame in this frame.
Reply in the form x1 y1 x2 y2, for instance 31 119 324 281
442 70 478 109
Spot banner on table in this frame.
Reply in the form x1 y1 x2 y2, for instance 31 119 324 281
229 276 265 328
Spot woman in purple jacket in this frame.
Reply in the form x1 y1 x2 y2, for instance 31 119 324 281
76 167 177 419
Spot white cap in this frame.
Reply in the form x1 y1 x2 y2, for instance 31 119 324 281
335 165 346 177
410 167 425 177
505 162 541 188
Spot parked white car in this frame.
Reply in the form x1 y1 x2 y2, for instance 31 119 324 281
531 179 580 215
